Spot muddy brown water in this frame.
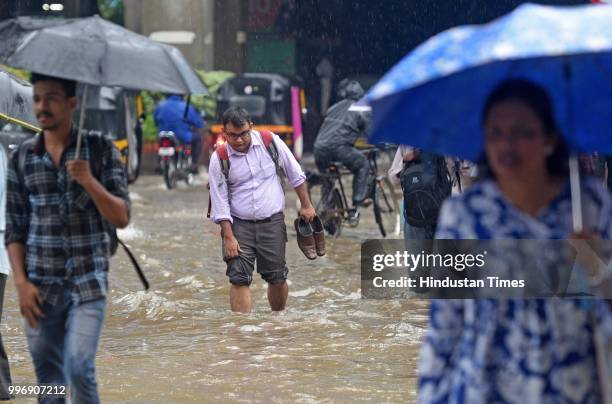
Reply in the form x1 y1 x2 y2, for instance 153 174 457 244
1 174 428 403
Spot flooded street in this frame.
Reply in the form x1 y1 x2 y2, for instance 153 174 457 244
1 174 428 403
1 2 607 404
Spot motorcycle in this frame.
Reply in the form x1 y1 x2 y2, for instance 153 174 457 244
157 131 194 189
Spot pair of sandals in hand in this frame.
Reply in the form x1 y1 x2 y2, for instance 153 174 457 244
294 216 326 260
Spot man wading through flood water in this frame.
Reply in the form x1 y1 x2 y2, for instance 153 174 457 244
209 107 316 313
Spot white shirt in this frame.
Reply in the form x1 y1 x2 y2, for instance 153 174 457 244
209 131 306 223
388 145 412 186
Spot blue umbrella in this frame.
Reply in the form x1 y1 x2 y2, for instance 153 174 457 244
365 2 612 231
366 6 612 389
366 2 612 159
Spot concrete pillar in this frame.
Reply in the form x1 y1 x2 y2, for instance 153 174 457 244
123 0 143 34
124 0 216 71
201 0 215 71
121 0 251 72
213 0 245 73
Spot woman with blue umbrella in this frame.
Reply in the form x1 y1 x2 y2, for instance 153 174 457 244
418 78 611 403
363 3 612 402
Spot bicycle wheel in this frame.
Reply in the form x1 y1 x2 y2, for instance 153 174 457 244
327 188 344 237
314 186 344 238
373 177 401 238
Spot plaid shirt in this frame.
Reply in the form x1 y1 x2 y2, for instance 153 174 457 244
4 128 130 305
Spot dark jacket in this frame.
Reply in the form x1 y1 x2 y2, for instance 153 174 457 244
314 99 369 151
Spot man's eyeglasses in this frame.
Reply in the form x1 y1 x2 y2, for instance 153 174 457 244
224 129 251 141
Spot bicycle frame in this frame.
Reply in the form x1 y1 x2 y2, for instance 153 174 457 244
364 149 381 196
310 144 400 237
329 166 352 215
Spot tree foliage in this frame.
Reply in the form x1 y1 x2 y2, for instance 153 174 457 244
97 0 124 25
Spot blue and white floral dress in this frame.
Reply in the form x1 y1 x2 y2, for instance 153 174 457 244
418 178 612 404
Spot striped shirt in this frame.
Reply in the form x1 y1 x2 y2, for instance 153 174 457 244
4 128 130 305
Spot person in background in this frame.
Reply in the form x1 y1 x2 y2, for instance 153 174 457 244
389 146 432 240
418 78 611 403
154 94 204 174
314 80 370 221
388 146 455 241
316 56 334 115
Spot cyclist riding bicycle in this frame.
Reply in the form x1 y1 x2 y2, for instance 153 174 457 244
313 80 370 213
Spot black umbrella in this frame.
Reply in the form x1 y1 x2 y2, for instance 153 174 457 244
0 16 200 292
0 15 207 156
0 16 206 94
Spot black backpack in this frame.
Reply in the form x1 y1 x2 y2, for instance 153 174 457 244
16 134 149 289
400 153 452 228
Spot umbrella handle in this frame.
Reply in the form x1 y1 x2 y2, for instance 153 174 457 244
183 94 191 120
569 154 583 233
75 84 89 159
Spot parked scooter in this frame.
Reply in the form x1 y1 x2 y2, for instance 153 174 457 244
157 131 194 189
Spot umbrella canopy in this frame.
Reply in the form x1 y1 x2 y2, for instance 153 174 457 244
75 84 134 140
0 15 207 95
0 67 36 127
77 84 136 111
365 3 612 161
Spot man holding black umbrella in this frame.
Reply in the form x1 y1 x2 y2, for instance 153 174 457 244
5 73 130 403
